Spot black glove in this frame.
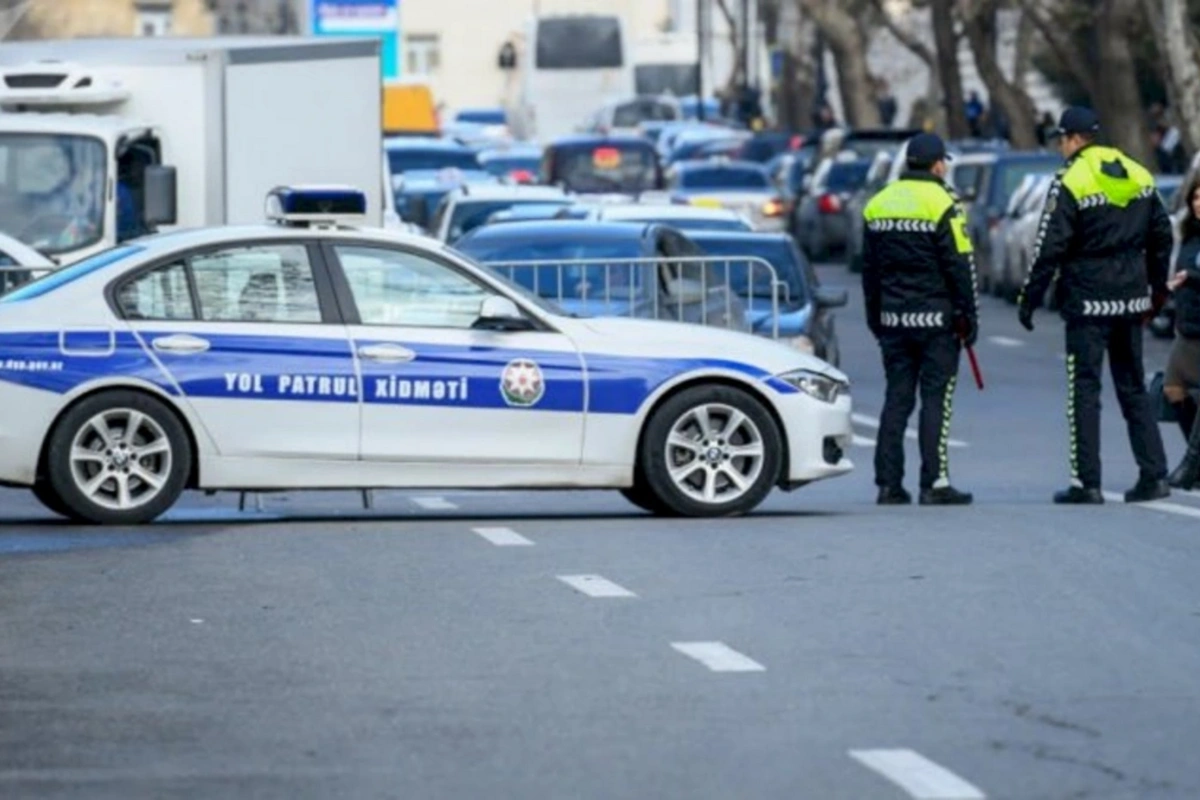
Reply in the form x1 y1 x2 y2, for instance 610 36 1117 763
1018 303 1034 332
1145 289 1168 323
953 314 978 347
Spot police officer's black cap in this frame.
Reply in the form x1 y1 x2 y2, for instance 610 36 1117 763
906 133 952 167
1051 106 1100 138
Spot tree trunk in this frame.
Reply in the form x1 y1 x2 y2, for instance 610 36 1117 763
1149 0 1200 156
777 1 819 130
1092 0 1152 164
932 0 970 139
796 0 881 127
960 0 1038 148
715 0 748 97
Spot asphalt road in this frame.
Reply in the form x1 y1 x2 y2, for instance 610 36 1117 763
3 265 1199 800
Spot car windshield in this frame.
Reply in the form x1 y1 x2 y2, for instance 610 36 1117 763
447 199 572 242
692 237 807 302
458 236 648 300
551 145 658 193
387 147 482 175
991 158 1060 208
825 162 871 191
679 167 770 190
0 133 107 255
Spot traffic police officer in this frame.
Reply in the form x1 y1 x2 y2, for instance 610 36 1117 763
1017 107 1174 504
862 133 978 505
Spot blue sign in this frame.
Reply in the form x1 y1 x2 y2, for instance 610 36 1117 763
310 0 399 79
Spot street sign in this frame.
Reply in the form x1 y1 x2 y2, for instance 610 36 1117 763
310 0 399 79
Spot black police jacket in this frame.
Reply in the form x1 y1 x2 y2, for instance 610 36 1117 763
1175 235 1200 339
1019 144 1173 319
861 171 978 335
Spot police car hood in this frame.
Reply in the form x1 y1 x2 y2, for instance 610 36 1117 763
563 316 846 382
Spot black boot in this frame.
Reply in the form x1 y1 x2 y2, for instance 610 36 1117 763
877 486 912 505
1053 486 1105 504
1125 477 1171 503
1175 396 1197 440
1168 420 1200 490
919 486 973 505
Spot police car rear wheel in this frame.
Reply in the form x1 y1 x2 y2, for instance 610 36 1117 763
46 391 191 525
640 386 781 517
31 481 77 520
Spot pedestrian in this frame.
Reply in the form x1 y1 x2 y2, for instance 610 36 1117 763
1163 177 1200 489
1016 106 1174 504
862 132 978 506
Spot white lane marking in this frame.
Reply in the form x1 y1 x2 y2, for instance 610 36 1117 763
1102 492 1200 519
853 434 877 447
411 496 458 510
849 749 986 799
472 526 533 546
670 641 765 672
852 413 968 448
987 335 1023 347
557 574 637 598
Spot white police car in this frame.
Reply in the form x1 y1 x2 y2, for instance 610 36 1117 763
0 187 854 525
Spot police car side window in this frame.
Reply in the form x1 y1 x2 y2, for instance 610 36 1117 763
335 245 489 329
189 244 321 324
116 262 195 321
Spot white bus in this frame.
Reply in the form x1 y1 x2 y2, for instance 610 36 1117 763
519 14 635 142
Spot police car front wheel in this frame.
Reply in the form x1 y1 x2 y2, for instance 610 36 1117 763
639 385 782 517
45 390 192 525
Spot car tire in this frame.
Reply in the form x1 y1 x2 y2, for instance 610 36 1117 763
45 390 192 525
638 385 782 518
31 480 78 520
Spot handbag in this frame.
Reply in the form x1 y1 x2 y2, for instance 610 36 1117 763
1150 371 1177 422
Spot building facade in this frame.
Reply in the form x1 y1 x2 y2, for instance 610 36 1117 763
8 0 214 40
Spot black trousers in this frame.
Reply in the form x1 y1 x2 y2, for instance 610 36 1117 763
1065 318 1167 487
875 329 961 490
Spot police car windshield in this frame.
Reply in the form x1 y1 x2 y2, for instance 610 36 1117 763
679 166 770 190
388 148 482 175
448 199 572 242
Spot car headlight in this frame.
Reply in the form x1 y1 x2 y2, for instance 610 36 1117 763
777 369 847 403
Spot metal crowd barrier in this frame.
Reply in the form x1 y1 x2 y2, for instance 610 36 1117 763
482 255 787 338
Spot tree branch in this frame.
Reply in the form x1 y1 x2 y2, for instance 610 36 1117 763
867 0 935 66
1013 0 1098 98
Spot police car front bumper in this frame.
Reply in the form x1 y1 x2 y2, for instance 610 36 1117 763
775 388 854 487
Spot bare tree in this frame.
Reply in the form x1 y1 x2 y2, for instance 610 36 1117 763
714 0 748 98
932 0 970 138
960 0 1038 148
1093 0 1152 164
795 0 881 127
1141 0 1200 155
866 0 949 132
1015 0 1098 99
771 0 820 129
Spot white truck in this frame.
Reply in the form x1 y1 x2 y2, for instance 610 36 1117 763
0 36 385 266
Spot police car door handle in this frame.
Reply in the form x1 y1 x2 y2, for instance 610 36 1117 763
357 343 416 363
151 334 210 354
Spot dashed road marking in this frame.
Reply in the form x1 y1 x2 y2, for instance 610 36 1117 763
852 413 968 448
472 526 533 546
849 749 986 799
411 496 458 510
987 335 1023 347
670 641 765 672
557 574 637 598
1102 492 1200 520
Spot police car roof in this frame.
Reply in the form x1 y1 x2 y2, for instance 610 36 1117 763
457 220 658 241
106 224 440 260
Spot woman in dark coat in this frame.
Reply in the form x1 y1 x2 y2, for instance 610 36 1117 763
1165 178 1200 489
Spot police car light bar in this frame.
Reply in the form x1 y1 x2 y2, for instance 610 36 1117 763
265 186 368 227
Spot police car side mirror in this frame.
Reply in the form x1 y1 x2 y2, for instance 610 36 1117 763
473 295 535 331
143 165 178 227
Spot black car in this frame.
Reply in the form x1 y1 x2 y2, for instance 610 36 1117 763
540 134 664 196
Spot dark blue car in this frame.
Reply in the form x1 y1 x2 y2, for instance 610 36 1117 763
688 230 848 366
453 220 747 330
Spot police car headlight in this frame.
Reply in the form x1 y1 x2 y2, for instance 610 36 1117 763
777 369 845 403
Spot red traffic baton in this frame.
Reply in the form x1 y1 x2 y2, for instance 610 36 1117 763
964 343 985 390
